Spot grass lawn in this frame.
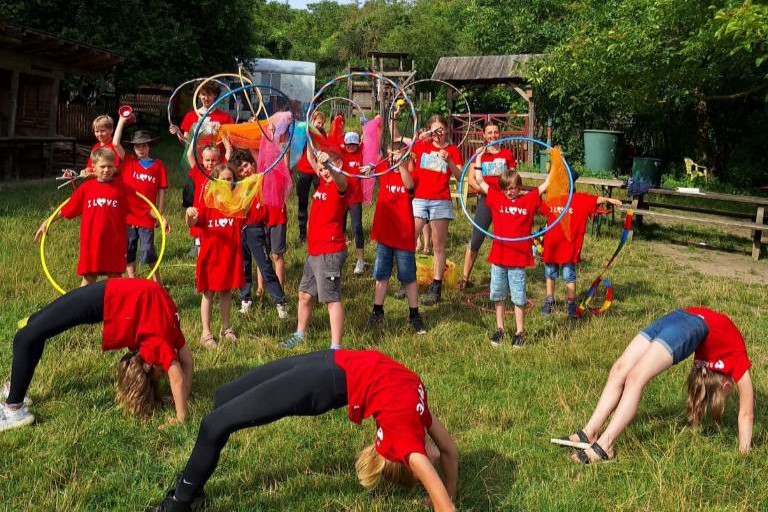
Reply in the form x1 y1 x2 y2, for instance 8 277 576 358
0 136 766 511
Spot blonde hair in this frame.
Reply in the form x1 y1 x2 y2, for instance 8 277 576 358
91 147 116 166
212 162 236 179
686 365 733 426
355 444 416 489
116 352 160 418
92 115 114 130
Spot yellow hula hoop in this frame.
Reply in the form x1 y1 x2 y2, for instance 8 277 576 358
40 191 166 295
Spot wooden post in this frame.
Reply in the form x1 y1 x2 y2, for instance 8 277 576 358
446 86 455 143
527 86 535 165
4 70 20 179
48 76 60 136
753 205 765 261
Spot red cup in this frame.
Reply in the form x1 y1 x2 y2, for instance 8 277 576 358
118 105 135 124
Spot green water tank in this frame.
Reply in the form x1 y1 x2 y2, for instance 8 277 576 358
584 130 622 172
631 157 663 186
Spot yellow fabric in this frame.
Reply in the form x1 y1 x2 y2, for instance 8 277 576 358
202 174 264 218
543 146 573 241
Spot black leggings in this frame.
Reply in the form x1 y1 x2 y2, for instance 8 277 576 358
8 281 105 404
344 203 365 250
296 172 319 239
174 350 347 502
469 194 492 252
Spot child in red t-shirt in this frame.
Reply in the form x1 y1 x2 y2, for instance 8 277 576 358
185 143 223 257
341 131 367 274
170 81 234 146
554 307 754 463
151 349 458 512
368 147 426 333
294 110 326 243
281 150 348 350
474 168 551 347
113 129 170 283
84 114 127 170
0 279 193 432
539 192 622 317
36 148 131 287
186 163 245 348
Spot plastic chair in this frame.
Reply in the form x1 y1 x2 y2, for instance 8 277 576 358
684 157 708 183
449 175 471 211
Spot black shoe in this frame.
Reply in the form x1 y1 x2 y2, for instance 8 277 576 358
147 490 192 512
490 328 504 347
410 313 427 334
513 331 525 348
420 282 442 306
541 296 555 315
367 310 384 327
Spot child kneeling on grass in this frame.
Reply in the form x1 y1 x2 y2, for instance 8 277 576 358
553 307 754 463
0 278 192 432
474 167 550 347
150 349 458 512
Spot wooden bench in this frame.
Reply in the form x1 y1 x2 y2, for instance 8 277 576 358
630 187 768 261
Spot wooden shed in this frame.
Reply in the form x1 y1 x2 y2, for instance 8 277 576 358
0 20 123 179
432 54 541 163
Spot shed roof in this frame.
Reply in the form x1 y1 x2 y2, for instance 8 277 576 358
0 20 123 74
432 55 541 84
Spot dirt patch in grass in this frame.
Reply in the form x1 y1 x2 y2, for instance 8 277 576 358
650 241 768 285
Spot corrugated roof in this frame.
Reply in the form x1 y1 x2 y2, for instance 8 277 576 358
431 55 541 83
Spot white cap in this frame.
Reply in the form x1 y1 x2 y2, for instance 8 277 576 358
344 132 360 145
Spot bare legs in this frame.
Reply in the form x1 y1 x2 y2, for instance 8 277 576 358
570 335 673 461
201 291 233 339
295 291 344 348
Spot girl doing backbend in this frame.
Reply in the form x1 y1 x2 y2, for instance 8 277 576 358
0 278 193 432
151 349 458 512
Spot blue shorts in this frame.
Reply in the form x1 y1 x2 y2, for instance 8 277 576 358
489 265 527 306
412 198 454 221
372 243 416 284
639 309 709 364
544 263 577 283
126 226 157 265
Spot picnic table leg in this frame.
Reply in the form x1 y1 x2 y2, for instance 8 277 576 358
752 206 765 261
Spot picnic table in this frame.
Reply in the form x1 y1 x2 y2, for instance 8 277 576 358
629 186 768 261
518 172 768 260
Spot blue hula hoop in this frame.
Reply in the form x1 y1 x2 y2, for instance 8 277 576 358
306 71 418 179
191 83 294 182
458 137 575 242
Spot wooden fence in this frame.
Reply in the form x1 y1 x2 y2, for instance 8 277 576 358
451 113 529 164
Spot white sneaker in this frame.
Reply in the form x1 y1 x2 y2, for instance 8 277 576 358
2 381 31 406
0 404 35 432
353 259 365 275
276 303 289 320
239 300 252 314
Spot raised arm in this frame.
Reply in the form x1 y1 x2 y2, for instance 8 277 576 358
537 168 553 195
396 150 415 190
736 370 754 454
112 115 127 159
328 163 348 194
427 416 459 501
474 165 490 195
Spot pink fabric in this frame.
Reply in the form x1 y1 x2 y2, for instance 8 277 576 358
258 113 293 207
361 115 383 204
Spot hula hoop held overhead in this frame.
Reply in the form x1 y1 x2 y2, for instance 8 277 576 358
40 192 167 295
306 71 418 179
191 83 295 182
457 137 576 243
390 78 473 148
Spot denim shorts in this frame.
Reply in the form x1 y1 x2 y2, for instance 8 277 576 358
372 243 417 284
412 198 455 221
489 265 527 306
639 309 710 364
126 226 157 264
544 263 577 283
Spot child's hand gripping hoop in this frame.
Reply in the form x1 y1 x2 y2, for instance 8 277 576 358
306 71 418 179
457 137 576 242
39 192 166 295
